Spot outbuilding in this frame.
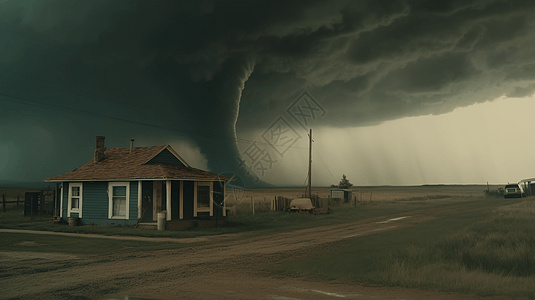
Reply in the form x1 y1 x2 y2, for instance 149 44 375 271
519 178 535 196
45 136 231 230
330 189 353 203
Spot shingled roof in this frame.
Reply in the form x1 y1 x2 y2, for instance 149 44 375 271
45 145 230 182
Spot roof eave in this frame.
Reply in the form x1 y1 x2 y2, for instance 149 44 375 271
45 177 230 182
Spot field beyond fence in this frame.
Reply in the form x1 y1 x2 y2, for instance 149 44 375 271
227 185 496 215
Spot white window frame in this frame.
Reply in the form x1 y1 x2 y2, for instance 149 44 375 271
194 181 213 217
108 182 130 220
68 182 83 218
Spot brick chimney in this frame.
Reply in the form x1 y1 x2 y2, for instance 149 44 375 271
94 136 106 162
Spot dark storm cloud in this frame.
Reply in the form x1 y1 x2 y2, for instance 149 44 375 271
238 0 535 128
1 0 535 182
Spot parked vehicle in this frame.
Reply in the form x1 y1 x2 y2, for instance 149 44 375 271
504 184 525 198
288 198 315 213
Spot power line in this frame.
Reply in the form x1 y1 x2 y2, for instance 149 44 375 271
0 30 311 150
0 92 239 143
313 143 337 182
0 66 260 133
0 92 309 150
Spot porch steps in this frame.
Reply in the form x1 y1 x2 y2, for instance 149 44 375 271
48 217 65 224
136 222 157 230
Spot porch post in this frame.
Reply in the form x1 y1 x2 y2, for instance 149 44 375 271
60 183 64 218
166 180 171 221
137 181 142 219
179 181 183 220
209 181 213 217
193 181 198 217
223 180 226 217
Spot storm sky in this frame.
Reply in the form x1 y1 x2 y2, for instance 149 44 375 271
1 0 534 187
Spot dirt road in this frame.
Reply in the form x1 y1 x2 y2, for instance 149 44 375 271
1 199 512 300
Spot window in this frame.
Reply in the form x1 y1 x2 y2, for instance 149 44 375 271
68 183 83 217
71 187 80 209
113 186 127 217
108 182 130 219
197 185 210 209
194 182 212 216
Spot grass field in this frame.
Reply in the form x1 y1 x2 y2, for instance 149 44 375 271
233 184 496 206
0 185 498 254
0 196 460 256
270 196 535 298
4 184 529 297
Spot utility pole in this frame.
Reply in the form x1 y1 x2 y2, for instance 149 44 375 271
308 129 312 202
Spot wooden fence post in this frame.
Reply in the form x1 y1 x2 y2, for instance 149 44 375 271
2 194 5 212
16 195 20 207
39 191 43 219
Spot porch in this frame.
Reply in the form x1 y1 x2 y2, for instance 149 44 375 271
138 179 227 229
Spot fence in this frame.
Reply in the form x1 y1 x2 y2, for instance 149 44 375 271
1 190 56 217
271 195 330 214
272 196 292 211
25 190 56 217
1 194 23 212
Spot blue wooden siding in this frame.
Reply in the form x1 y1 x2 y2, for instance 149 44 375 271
61 182 68 218
81 181 108 223
62 181 138 226
129 181 138 222
146 148 185 166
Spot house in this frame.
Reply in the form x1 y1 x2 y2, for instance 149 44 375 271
45 136 232 230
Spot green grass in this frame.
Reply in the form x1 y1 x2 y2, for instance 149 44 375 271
0 198 471 257
0 198 459 238
376 199 535 298
0 232 192 255
225 198 463 236
270 197 535 298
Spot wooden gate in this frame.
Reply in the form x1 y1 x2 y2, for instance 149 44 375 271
24 190 56 217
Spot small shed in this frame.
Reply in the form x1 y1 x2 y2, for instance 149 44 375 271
45 136 232 230
330 189 353 203
519 178 535 196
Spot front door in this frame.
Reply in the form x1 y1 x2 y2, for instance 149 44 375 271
141 181 153 222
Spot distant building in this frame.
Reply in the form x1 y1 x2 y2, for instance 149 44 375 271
45 136 231 230
519 178 535 196
330 189 353 203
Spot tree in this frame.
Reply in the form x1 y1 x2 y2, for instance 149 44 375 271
337 174 353 189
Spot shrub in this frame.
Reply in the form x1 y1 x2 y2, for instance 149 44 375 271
484 188 504 197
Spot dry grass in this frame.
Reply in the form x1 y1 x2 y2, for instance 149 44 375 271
235 185 491 205
377 199 535 298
